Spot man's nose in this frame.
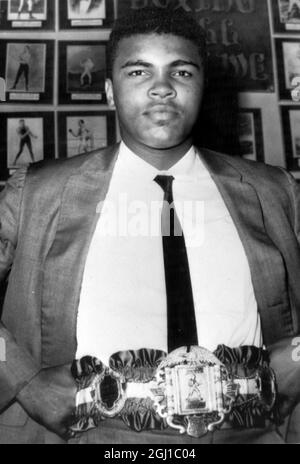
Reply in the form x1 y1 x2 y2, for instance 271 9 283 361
148 78 176 100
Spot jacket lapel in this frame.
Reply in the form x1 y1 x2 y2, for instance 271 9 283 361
41 145 118 366
199 149 291 344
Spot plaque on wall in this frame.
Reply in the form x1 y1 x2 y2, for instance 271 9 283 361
275 38 300 100
272 0 300 32
58 41 108 104
0 0 55 30
117 0 274 93
0 112 55 180
281 105 300 171
0 39 54 104
57 111 116 158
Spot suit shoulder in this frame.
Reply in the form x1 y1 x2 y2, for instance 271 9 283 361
25 145 115 189
28 152 92 180
203 148 291 185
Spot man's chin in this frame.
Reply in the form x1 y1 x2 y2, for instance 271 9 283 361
143 140 183 150
142 132 185 150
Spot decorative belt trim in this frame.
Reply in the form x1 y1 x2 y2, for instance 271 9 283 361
69 345 277 438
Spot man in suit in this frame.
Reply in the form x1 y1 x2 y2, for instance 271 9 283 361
0 7 300 444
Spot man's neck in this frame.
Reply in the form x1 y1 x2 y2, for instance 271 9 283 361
121 136 194 171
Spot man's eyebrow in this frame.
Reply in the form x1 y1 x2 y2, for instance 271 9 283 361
121 60 152 69
170 60 200 69
120 59 201 69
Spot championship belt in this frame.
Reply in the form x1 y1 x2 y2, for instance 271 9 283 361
69 345 277 438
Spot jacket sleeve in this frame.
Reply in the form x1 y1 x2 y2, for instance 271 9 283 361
269 170 300 419
0 168 40 411
280 167 300 245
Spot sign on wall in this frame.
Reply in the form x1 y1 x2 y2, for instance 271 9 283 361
117 0 274 92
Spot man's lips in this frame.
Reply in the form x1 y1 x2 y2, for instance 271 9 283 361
144 104 178 115
143 105 180 121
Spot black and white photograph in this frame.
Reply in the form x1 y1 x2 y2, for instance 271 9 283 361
0 39 54 103
58 111 116 158
283 41 300 89
0 112 54 179
7 0 47 21
7 117 44 167
1 2 300 446
67 44 105 93
0 0 54 29
282 106 300 169
272 0 300 31
290 108 300 158
281 105 300 170
5 42 46 93
276 38 300 99
59 0 114 29
67 0 105 20
59 41 107 103
237 109 264 162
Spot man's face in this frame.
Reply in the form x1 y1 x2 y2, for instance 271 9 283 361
106 33 204 151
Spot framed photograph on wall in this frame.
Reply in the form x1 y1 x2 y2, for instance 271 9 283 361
281 106 300 171
237 108 264 162
58 41 108 104
0 112 55 180
0 39 54 104
57 111 116 158
275 38 300 100
0 0 54 30
59 0 114 29
272 0 300 32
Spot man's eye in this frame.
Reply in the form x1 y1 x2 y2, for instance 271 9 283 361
173 70 192 77
128 70 147 77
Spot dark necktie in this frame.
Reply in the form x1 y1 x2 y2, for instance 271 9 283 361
154 175 198 352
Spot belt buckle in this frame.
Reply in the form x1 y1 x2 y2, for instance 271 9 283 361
92 367 127 418
153 346 232 438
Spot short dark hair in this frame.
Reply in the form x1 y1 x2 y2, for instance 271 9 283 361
107 7 207 79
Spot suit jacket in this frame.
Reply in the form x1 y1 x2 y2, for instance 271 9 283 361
0 144 300 443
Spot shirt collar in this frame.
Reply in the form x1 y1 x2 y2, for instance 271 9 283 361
117 141 202 182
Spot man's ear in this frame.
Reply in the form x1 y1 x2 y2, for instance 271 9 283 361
105 79 115 108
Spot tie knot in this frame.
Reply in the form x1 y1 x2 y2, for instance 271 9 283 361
154 175 174 203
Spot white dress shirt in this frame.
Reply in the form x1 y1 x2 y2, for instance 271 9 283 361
76 142 262 364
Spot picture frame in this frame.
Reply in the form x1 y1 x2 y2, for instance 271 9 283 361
0 112 55 180
59 0 114 29
237 108 264 162
275 38 300 100
58 41 108 105
57 111 116 158
0 0 55 30
281 105 300 171
0 39 54 104
272 0 300 32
